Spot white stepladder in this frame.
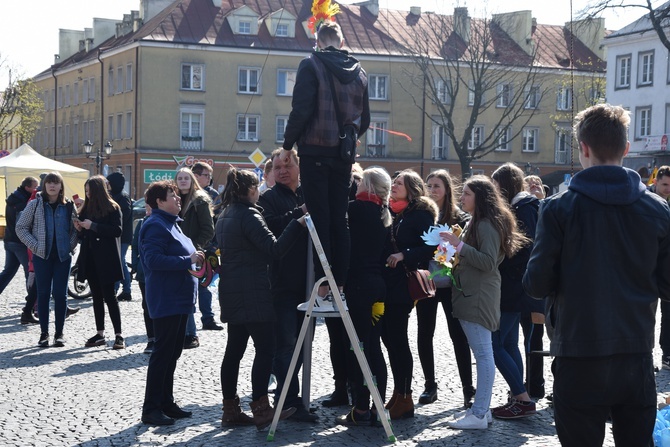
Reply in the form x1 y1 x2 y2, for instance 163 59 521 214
267 214 396 442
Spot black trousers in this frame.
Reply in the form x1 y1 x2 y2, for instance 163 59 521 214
381 300 414 395
553 353 656 447
299 155 352 286
221 321 276 402
416 287 472 391
88 271 122 334
139 282 154 339
143 313 187 413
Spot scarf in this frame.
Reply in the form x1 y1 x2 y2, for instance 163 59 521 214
389 198 409 215
356 191 384 207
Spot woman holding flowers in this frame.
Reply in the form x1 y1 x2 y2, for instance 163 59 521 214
441 175 527 430
416 170 474 407
383 169 438 420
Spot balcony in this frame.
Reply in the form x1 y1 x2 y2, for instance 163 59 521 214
181 136 202 151
366 144 386 158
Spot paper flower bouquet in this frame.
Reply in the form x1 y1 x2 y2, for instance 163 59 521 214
421 224 460 288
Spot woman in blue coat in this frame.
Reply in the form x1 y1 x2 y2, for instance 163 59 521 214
216 167 305 430
140 180 204 426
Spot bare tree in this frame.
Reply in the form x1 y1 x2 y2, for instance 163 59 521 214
0 56 43 145
396 10 546 179
581 0 670 51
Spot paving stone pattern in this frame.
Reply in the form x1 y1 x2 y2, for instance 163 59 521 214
0 245 663 446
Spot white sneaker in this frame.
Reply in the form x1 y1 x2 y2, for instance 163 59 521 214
446 412 488 430
452 408 492 424
296 291 347 313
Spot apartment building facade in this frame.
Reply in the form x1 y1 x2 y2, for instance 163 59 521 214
31 0 606 198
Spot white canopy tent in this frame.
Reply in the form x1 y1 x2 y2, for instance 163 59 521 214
0 144 88 217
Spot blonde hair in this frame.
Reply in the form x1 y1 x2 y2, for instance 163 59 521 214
360 166 392 227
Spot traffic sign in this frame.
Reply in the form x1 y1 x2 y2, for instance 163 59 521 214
248 148 267 168
144 169 176 183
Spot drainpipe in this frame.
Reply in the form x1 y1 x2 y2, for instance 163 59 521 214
97 49 105 167
51 67 57 159
133 46 139 198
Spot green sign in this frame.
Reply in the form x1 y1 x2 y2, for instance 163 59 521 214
144 169 176 183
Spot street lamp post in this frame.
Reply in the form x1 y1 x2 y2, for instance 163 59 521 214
83 140 113 175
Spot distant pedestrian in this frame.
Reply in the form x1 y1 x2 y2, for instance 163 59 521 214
524 104 670 447
15 172 78 347
0 176 38 321
131 202 154 354
74 176 125 350
654 166 670 371
107 172 133 302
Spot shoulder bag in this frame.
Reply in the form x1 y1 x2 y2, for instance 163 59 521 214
390 226 436 302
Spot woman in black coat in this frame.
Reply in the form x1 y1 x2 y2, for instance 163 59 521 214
215 167 305 430
74 175 125 350
383 169 438 420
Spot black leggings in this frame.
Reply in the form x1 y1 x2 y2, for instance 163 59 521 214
88 270 122 334
382 300 414 395
416 287 472 390
221 321 276 401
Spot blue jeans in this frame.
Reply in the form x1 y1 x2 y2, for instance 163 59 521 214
492 312 525 396
115 243 131 294
0 241 30 294
460 320 495 418
185 284 214 336
33 251 71 335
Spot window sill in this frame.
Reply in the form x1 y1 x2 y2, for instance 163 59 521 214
636 83 654 88
522 150 538 153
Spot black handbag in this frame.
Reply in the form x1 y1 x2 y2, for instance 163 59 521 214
326 71 357 163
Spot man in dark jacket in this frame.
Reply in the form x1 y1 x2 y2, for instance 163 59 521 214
107 172 133 301
0 176 38 297
523 104 670 447
258 148 316 422
282 20 369 300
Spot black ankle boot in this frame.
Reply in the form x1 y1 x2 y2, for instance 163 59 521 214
21 310 39 324
418 382 438 404
322 380 349 407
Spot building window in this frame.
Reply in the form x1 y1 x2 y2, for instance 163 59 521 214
666 104 670 134
555 126 571 164
57 125 62 148
116 113 123 140
496 83 512 108
50 88 55 110
126 64 133 91
64 84 70 107
82 121 88 146
239 68 261 94
556 87 572 111
467 80 475 106
57 86 63 109
89 119 95 141
524 85 540 109
277 69 296 96
366 120 387 157
522 128 539 152
638 51 654 86
64 124 70 148
181 109 204 150
636 107 652 139
89 77 95 102
108 66 115 96
276 116 288 143
276 23 288 37
126 112 132 139
468 125 484 150
369 75 389 101
431 123 447 159
116 66 124 93
182 64 204 90
432 78 451 104
108 115 114 140
82 79 89 103
237 115 259 141
495 127 511 151
588 86 604 105
73 81 79 105
616 55 631 89
73 122 79 154
239 21 251 34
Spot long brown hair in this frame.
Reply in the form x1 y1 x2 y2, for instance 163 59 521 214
426 169 459 225
220 167 259 210
39 172 66 205
491 163 525 204
79 175 119 219
462 175 528 258
176 167 207 217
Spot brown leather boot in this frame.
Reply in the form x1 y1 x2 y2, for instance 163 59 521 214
249 395 296 431
388 392 414 420
221 396 254 427
385 390 398 410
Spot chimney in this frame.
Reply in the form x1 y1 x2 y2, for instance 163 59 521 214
568 18 606 60
212 0 222 6
410 6 421 16
453 7 470 43
59 29 85 60
356 0 379 18
492 11 534 55
140 0 175 22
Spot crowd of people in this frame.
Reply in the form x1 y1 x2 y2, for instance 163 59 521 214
3 17 670 446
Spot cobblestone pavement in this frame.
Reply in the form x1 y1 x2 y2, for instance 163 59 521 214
0 245 667 446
